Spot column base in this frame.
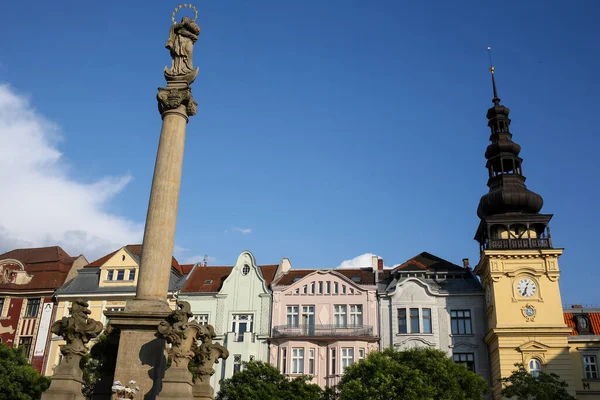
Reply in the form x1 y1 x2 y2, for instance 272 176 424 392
193 382 215 400
156 367 194 400
105 298 172 400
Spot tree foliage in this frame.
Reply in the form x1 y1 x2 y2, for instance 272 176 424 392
216 360 323 400
0 342 51 400
500 363 575 400
336 347 490 400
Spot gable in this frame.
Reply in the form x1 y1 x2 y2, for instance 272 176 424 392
281 270 367 297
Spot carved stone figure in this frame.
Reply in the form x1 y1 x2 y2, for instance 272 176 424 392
41 299 103 400
52 299 104 360
192 325 229 400
164 16 201 83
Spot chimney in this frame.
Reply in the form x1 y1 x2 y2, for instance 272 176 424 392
378 258 384 271
462 258 470 269
572 304 583 309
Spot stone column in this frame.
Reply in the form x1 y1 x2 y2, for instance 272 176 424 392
105 14 201 400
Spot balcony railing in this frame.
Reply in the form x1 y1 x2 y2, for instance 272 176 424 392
484 238 551 250
272 324 374 338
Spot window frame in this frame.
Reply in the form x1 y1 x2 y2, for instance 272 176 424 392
528 358 542 377
231 314 253 342
291 347 305 374
453 352 475 372
334 305 347 328
191 314 209 325
107 270 114 280
287 305 299 328
233 354 242 374
25 298 40 318
116 269 125 281
349 304 363 326
19 336 33 358
330 348 336 375
398 308 407 334
341 347 354 371
410 308 420 333
450 309 473 335
128 269 136 281
308 348 315 375
422 308 432 334
583 355 599 380
281 348 288 374
0 298 4 317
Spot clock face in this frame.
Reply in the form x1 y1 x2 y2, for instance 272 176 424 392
517 278 537 297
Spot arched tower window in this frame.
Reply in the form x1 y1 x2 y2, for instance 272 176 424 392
528 358 542 377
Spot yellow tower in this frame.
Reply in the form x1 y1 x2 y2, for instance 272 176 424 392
473 65 575 398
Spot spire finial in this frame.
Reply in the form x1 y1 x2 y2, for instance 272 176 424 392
488 46 501 105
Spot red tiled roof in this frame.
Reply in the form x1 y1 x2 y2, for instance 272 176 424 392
180 264 195 274
274 269 375 286
86 244 183 274
394 252 464 272
259 265 279 286
564 312 600 336
181 266 233 293
181 264 280 293
0 246 79 292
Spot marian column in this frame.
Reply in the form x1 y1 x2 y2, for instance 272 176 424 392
105 8 200 399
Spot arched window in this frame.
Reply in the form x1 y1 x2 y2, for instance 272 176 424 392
528 358 542 377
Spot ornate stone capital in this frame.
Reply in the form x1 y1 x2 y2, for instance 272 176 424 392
51 298 103 361
157 86 197 117
191 325 229 379
157 300 201 368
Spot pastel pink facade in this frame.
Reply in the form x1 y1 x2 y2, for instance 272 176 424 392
269 269 379 389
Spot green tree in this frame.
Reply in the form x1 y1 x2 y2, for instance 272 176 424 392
0 342 51 400
336 347 490 400
216 360 323 400
500 363 575 400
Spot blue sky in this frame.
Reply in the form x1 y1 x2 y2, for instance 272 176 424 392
0 0 598 304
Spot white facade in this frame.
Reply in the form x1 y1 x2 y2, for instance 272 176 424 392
378 253 490 385
178 251 280 393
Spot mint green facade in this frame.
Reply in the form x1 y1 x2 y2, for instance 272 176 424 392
178 251 277 393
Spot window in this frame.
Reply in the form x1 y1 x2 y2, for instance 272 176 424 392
330 348 336 375
318 281 323 294
350 305 363 326
25 298 40 318
528 358 542 377
334 305 347 327
281 348 287 374
129 269 136 280
302 305 315 334
204 280 213 285
191 314 209 325
231 314 253 342
292 348 304 374
450 310 472 335
0 298 4 316
358 348 365 360
116 269 125 281
334 282 339 294
423 308 432 334
233 354 242 373
453 353 475 372
242 264 250 275
287 306 299 328
326 281 331 294
410 308 420 333
107 270 114 280
121 255 126 261
19 337 33 358
107 307 125 312
341 348 354 370
584 355 599 379
309 348 315 375
398 308 407 334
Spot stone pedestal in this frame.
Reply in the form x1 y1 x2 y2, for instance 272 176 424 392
41 354 86 400
192 378 214 400
157 367 194 400
105 305 172 399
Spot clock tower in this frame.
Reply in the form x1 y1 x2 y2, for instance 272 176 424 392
473 66 575 397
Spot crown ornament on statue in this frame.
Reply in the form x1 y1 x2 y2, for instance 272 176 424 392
172 4 199 24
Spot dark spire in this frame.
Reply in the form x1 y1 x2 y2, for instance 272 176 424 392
476 62 543 219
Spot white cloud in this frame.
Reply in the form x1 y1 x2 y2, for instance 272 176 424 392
232 227 252 235
336 253 380 269
0 84 143 260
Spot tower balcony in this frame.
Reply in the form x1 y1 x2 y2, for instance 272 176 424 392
272 324 374 339
483 237 551 250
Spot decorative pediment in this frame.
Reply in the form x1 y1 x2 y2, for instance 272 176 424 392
0 259 33 285
517 340 550 364
395 336 436 349
449 341 479 350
